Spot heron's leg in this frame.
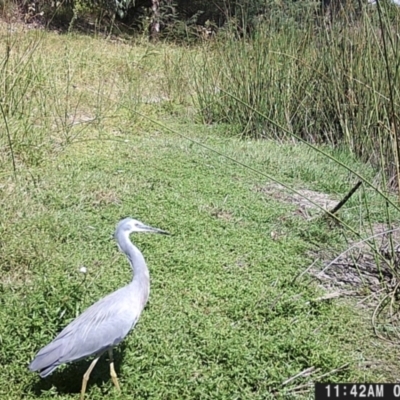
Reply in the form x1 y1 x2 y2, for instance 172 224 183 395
108 348 121 391
80 356 100 400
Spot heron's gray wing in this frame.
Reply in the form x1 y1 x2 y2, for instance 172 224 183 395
29 285 140 377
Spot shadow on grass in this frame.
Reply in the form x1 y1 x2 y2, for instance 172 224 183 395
29 344 127 397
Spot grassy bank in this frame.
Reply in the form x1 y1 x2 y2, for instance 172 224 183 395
1 18 400 400
180 6 400 181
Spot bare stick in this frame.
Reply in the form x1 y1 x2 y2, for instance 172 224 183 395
292 259 319 284
328 181 362 215
314 363 349 380
282 366 316 386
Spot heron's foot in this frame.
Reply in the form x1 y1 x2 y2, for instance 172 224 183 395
110 361 121 392
80 356 100 400
80 376 88 400
108 348 121 392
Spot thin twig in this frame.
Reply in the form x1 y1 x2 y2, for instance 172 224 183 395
328 181 362 215
285 382 314 393
292 259 319 284
282 367 316 386
314 291 342 301
372 283 400 344
320 228 400 274
357 288 384 305
314 363 349 380
0 102 16 175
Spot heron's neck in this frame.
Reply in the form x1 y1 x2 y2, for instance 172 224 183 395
117 232 150 282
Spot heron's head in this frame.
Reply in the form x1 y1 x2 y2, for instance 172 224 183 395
116 217 169 236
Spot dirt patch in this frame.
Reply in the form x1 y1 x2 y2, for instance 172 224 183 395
211 209 234 221
257 183 400 293
314 224 400 293
91 190 120 207
256 183 338 218
201 204 234 222
315 224 400 348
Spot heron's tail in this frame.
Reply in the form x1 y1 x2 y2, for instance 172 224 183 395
29 342 63 377
29 362 59 378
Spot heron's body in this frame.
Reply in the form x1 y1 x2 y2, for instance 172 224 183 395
29 218 167 399
29 279 149 377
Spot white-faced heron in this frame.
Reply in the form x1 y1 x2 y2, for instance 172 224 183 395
29 218 168 399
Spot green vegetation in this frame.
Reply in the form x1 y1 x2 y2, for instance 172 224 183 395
189 10 400 177
1 3 400 399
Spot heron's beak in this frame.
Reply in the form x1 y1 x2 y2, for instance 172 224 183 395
142 224 170 235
